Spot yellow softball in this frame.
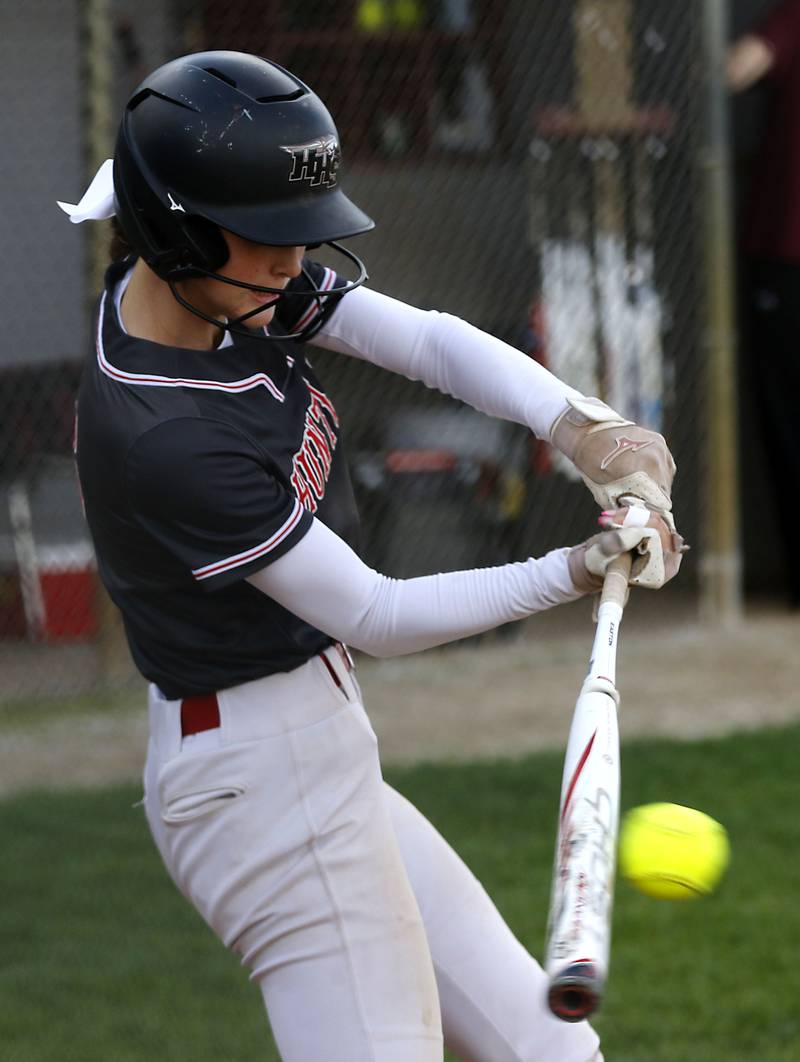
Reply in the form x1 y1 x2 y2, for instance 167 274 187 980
618 803 730 900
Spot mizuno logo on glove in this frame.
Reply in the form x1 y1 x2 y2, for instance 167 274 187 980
599 436 655 471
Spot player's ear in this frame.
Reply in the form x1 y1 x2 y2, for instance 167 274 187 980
178 218 229 275
137 216 229 279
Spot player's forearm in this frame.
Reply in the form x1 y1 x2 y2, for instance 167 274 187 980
726 34 775 91
346 550 581 656
313 285 582 441
246 517 583 657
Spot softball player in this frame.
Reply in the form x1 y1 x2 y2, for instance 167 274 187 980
61 51 683 1062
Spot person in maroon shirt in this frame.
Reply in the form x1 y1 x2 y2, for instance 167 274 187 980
728 1 800 606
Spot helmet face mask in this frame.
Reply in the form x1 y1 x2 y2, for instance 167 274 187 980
165 240 368 336
113 51 374 339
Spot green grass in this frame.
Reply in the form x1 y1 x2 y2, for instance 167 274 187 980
2 724 799 1061
0 689 142 731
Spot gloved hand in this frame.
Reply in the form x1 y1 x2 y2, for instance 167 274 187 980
568 503 686 593
551 396 676 518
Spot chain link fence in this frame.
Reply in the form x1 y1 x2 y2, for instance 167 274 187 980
1 0 736 704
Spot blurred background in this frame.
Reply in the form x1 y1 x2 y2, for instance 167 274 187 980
0 0 792 706
5 10 800 1058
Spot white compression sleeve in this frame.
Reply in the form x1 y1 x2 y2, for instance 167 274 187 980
246 518 583 657
312 285 583 442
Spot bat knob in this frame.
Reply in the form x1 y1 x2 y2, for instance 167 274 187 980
547 961 603 1022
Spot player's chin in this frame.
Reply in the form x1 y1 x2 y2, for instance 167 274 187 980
240 302 277 329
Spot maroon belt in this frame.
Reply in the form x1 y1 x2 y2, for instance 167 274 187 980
180 693 220 737
180 643 355 737
318 641 355 695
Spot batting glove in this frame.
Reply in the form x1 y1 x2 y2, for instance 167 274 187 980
568 504 685 593
551 396 677 520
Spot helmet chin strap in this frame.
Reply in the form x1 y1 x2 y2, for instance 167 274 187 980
166 240 368 343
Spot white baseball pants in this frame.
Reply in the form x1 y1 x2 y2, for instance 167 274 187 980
143 649 600 1062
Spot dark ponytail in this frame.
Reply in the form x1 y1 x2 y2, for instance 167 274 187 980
109 216 134 263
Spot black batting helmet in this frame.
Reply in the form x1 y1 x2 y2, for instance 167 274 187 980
113 51 374 336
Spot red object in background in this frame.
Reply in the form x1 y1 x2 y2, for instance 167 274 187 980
385 449 458 473
36 544 98 642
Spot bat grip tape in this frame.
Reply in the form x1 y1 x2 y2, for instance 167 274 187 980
600 553 632 609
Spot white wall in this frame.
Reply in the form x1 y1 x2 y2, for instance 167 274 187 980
0 0 86 368
0 0 179 370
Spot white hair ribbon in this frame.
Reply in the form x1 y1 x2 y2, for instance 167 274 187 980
56 158 116 223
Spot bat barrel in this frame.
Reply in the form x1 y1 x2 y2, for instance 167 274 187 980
547 961 603 1022
545 546 632 1024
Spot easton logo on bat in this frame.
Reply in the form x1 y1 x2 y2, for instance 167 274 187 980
550 785 616 959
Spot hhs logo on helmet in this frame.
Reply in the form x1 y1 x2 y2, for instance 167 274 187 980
281 136 341 187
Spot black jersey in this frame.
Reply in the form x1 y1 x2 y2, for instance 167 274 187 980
76 258 360 698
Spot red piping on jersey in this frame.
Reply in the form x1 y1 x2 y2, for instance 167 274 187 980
95 292 286 402
191 499 304 580
292 268 335 333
